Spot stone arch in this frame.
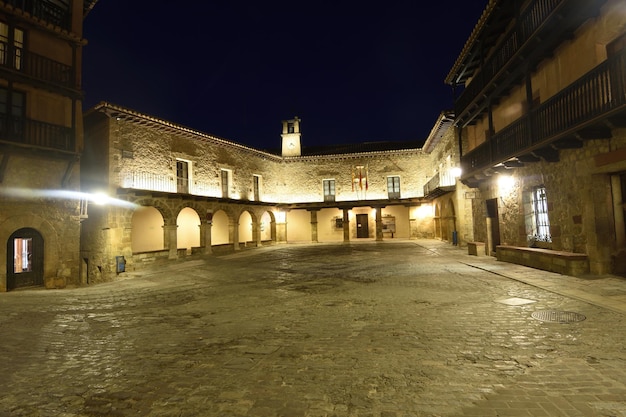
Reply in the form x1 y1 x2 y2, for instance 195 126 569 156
434 203 442 239
442 198 457 243
259 210 275 242
131 197 175 226
0 214 62 291
211 209 230 245
131 206 165 252
176 207 201 253
237 209 257 245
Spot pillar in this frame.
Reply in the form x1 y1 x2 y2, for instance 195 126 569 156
199 221 212 255
310 209 319 243
342 208 351 242
375 207 383 241
229 219 240 251
163 224 178 260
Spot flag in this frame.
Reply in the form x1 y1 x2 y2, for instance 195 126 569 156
351 167 355 191
359 166 363 190
365 164 369 191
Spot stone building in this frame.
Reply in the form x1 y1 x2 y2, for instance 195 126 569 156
0 0 96 292
447 0 626 275
81 103 468 284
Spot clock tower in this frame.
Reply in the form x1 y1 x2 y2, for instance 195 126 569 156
281 117 302 157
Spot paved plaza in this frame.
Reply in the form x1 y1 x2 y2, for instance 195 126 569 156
1 240 626 417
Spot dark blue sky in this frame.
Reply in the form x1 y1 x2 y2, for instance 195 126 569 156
82 1 486 151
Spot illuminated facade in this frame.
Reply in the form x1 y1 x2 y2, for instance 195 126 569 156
81 103 470 283
447 0 626 274
0 0 96 291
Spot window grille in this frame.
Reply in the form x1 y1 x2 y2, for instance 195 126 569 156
532 186 551 242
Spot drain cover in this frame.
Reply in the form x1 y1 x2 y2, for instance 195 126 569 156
531 310 586 323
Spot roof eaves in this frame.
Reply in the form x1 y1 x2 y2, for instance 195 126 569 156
444 0 500 85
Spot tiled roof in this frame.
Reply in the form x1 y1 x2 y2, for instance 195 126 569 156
300 140 424 156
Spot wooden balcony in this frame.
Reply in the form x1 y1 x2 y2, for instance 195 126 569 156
453 0 599 126
0 41 75 89
0 116 74 152
461 49 626 183
2 0 71 30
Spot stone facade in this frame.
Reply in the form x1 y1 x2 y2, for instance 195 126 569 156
448 0 626 274
0 1 91 292
81 104 465 283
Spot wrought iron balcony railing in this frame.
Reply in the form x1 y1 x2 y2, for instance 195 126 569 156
0 41 74 88
461 50 626 177
2 0 71 31
0 115 74 152
423 170 457 197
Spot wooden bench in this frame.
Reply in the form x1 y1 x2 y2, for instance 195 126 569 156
467 241 486 256
496 245 589 276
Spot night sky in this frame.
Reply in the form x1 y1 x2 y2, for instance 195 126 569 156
82 1 486 151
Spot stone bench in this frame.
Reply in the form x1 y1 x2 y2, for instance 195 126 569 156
467 241 486 256
496 245 589 276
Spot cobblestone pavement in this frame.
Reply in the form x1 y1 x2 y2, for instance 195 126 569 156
1 240 626 417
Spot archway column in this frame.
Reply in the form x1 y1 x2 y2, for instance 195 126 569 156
199 221 212 254
163 224 178 259
253 219 261 247
229 219 240 251
342 208 351 242
309 209 319 243
374 206 384 241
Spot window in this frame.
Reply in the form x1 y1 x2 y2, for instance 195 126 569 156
0 22 24 70
387 176 401 199
253 175 261 201
323 179 335 202
287 122 295 133
530 186 551 242
176 160 189 194
0 87 25 139
221 169 230 198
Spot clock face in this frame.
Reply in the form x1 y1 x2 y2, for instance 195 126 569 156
288 141 295 149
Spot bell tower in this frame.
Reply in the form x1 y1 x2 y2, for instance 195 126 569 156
281 117 302 157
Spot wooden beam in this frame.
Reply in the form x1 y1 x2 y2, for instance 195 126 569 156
503 159 525 168
552 137 583 149
533 147 560 162
576 126 612 140
517 153 541 162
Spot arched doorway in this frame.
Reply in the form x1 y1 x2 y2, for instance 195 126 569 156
177 207 201 254
7 228 44 290
131 206 165 252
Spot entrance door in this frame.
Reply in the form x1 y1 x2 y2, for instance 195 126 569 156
486 199 501 255
7 228 44 290
356 214 369 238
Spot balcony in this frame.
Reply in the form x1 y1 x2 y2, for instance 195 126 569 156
0 116 74 152
0 42 75 89
460 50 626 182
423 170 457 199
119 171 224 198
453 0 597 125
2 0 71 31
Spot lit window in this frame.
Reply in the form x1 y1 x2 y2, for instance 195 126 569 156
253 175 261 201
323 179 335 202
176 160 189 194
221 169 230 198
387 176 401 199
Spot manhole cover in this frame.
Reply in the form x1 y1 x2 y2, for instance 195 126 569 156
531 310 586 323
